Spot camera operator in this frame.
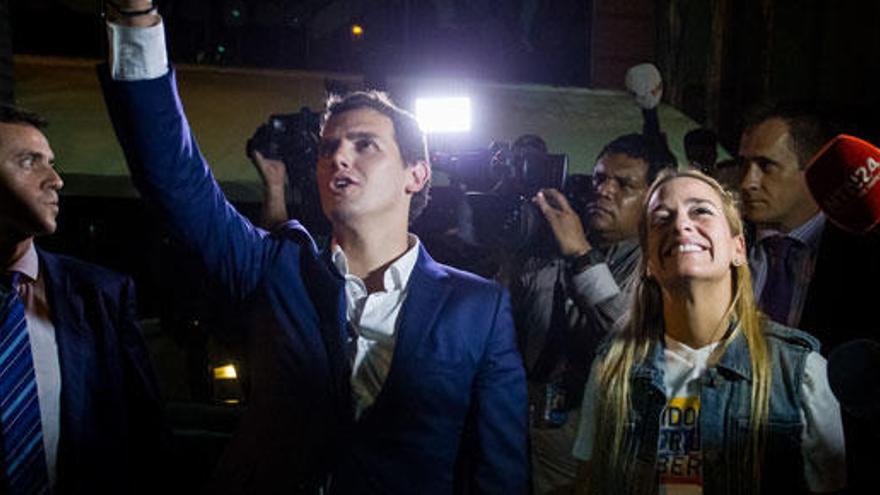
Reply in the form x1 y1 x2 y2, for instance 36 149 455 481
246 108 329 238
249 150 289 229
509 133 668 493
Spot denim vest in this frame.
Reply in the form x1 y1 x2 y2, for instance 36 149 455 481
607 321 819 495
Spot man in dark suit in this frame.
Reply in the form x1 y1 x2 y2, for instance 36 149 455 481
0 105 164 494
99 3 527 494
737 102 880 493
737 102 880 352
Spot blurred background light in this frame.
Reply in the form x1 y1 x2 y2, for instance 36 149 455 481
415 97 472 133
213 364 238 380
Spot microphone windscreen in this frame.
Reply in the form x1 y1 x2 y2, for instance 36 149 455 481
806 134 880 233
624 63 662 109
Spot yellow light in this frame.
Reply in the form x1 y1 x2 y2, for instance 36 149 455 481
351 24 364 36
213 364 238 380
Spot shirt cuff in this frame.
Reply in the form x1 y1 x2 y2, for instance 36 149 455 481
569 263 620 307
107 18 168 81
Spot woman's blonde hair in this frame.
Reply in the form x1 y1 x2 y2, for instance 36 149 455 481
589 170 771 492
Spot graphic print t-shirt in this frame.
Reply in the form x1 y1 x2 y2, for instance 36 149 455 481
656 336 719 495
572 337 846 494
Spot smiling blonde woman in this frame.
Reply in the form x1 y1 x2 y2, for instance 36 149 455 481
572 170 846 495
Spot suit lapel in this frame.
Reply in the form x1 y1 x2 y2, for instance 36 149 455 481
38 250 94 477
798 226 829 334
386 246 451 383
302 247 352 419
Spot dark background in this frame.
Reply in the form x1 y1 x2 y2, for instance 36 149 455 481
5 1 880 149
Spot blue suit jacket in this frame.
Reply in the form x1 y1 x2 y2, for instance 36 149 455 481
100 68 527 494
36 249 165 495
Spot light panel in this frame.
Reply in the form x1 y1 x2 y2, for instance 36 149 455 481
415 97 472 133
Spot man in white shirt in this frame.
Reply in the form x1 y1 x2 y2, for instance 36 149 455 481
99 2 527 493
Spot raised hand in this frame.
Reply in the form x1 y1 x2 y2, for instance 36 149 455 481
532 188 592 258
250 150 287 191
249 151 290 228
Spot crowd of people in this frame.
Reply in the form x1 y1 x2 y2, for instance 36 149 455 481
1 1 878 494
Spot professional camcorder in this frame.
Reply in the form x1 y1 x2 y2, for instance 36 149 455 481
247 109 329 234
431 140 568 250
247 109 321 170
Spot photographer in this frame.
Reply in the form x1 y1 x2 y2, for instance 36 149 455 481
249 150 289 229
509 133 668 493
246 109 329 238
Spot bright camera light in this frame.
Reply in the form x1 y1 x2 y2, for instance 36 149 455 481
415 97 471 133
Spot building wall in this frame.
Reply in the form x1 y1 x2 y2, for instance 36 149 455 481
657 0 880 151
590 0 656 89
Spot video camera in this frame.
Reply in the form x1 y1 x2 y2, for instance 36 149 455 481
247 108 329 234
431 140 568 250
247 109 321 169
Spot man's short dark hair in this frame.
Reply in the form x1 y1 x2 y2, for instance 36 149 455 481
743 101 833 169
0 105 47 134
596 133 668 184
322 91 430 222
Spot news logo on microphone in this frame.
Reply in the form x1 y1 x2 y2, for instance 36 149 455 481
806 134 880 233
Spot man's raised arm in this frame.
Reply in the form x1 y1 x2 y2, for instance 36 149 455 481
100 0 278 299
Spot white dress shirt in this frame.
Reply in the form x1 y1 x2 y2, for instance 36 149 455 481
107 17 168 80
332 236 420 418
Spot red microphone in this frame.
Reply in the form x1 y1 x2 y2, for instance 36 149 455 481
806 134 880 233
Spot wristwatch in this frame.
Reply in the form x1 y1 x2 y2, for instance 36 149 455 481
565 249 604 275
106 1 158 18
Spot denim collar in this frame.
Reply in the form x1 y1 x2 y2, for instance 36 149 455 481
631 321 752 387
713 327 752 381
631 335 667 392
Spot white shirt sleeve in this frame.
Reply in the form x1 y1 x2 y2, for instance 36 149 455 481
107 18 168 81
800 351 847 492
569 262 621 308
572 362 600 461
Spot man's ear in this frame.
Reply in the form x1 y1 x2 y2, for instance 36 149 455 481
405 160 431 194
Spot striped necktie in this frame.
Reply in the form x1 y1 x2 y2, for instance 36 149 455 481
0 273 49 495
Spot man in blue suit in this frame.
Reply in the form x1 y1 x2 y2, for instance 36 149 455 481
99 2 527 494
0 105 165 494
